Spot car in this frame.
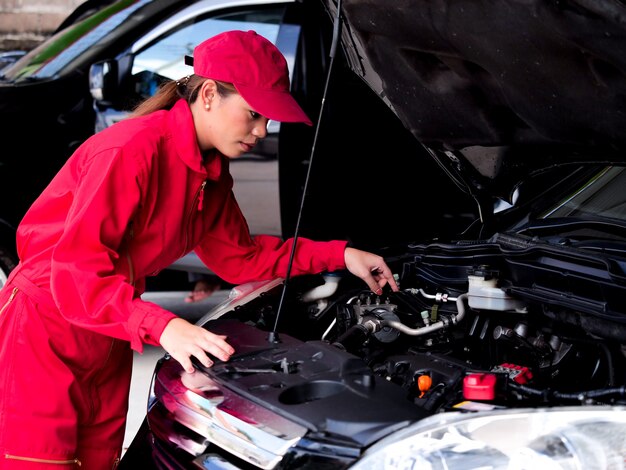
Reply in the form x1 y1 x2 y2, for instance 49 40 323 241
0 0 116 75
0 0 316 288
118 0 626 468
0 50 26 73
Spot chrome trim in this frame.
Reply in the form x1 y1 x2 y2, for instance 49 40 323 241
150 357 307 469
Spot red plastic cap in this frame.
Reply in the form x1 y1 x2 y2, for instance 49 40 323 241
463 373 497 400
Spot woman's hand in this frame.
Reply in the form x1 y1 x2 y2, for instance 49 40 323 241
344 247 399 294
159 318 235 373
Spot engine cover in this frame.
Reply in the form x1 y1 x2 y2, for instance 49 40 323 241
203 319 427 447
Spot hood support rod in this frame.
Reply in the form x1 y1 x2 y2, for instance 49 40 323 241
268 0 344 343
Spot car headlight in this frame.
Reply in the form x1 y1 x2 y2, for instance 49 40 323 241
351 407 626 469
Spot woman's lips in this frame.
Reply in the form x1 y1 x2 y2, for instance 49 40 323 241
240 141 255 152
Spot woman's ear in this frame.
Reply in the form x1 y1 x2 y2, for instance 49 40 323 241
200 79 217 107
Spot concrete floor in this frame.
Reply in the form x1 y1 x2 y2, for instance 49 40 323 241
124 345 162 452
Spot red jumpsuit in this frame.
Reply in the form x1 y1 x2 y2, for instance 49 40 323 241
0 99 347 468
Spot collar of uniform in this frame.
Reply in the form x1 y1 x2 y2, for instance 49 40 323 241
202 149 228 181
168 99 223 181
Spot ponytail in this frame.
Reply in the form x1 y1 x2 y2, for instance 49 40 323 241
130 74 238 118
131 74 205 117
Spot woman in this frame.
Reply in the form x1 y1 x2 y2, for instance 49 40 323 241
0 30 398 469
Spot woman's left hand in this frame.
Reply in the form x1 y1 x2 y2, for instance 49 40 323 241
344 247 399 294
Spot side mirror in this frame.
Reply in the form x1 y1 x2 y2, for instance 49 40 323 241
89 60 118 104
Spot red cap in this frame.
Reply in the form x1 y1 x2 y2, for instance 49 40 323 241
463 373 497 401
187 30 312 126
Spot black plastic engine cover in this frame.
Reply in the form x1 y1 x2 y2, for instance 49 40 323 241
201 319 427 447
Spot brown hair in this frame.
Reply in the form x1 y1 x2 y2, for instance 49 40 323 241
131 74 238 117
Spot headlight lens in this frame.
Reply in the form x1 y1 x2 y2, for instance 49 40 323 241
351 407 626 469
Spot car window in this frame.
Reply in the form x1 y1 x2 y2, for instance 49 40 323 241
131 8 285 99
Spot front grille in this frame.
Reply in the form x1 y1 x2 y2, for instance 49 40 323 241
147 356 308 469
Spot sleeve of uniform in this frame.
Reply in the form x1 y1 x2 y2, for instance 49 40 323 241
49 146 176 353
194 189 348 285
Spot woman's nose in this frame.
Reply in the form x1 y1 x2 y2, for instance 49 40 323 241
252 119 269 139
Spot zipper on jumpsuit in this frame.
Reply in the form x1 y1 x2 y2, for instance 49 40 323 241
182 180 206 256
4 454 81 466
0 287 18 316
126 222 135 287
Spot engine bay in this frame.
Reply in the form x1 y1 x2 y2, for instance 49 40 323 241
210 233 626 424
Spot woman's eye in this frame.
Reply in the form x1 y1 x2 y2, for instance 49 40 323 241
250 111 260 119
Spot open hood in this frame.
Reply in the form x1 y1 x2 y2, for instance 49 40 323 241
320 0 626 198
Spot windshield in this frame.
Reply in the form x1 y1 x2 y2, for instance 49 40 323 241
512 166 626 247
1 0 151 82
541 167 626 223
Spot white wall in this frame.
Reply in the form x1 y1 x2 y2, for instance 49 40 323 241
0 0 82 50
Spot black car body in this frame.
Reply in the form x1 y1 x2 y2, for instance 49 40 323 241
119 0 626 468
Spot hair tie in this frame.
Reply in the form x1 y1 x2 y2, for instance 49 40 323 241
175 75 191 87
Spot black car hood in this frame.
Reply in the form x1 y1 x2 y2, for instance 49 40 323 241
321 0 626 198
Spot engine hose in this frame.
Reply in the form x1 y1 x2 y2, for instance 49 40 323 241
560 335 615 386
380 293 468 336
333 323 371 353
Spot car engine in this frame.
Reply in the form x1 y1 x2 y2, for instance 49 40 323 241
212 233 626 413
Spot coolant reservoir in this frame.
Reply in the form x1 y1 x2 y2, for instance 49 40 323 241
467 267 527 312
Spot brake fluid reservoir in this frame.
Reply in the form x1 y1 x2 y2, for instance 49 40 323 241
467 267 527 312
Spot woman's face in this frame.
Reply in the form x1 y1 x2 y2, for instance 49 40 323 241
194 80 269 158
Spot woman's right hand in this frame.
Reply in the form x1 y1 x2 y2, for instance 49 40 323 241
159 317 234 373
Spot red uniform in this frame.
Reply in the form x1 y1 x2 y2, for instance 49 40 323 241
0 99 346 468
